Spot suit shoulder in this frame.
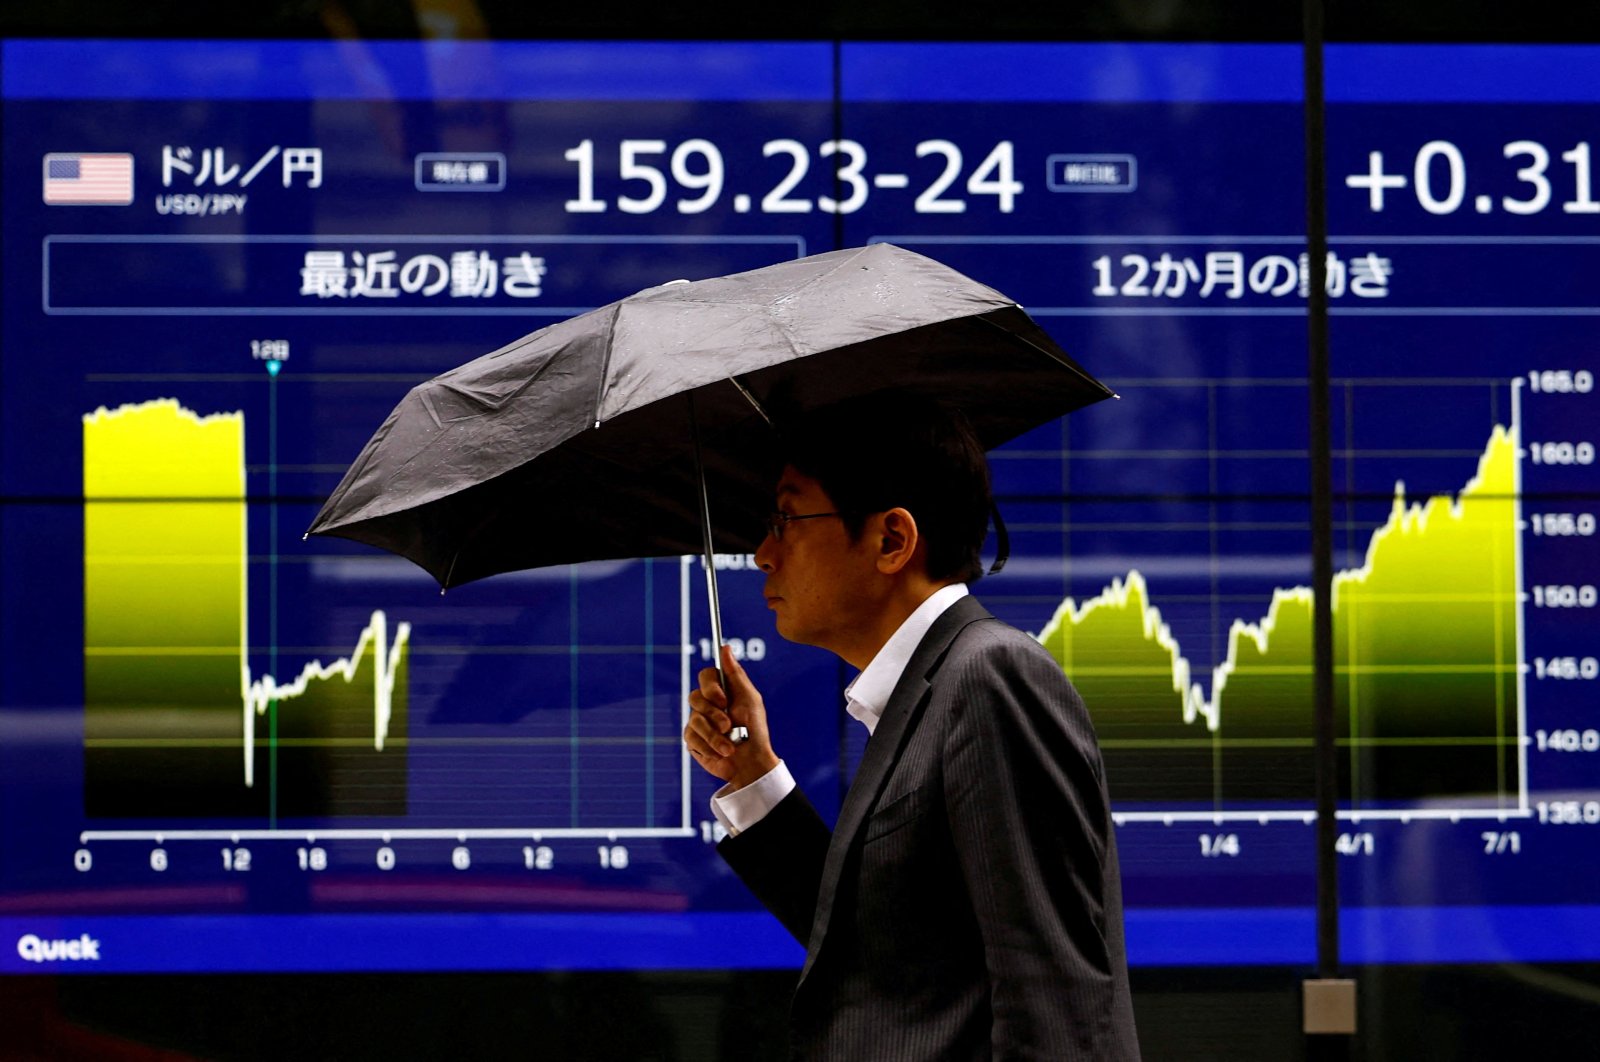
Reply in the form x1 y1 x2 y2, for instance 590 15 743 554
932 609 1111 807
944 613 1067 676
932 613 1086 712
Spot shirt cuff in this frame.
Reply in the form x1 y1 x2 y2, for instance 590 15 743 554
710 760 796 836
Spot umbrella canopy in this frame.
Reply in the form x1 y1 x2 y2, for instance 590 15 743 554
306 242 1113 589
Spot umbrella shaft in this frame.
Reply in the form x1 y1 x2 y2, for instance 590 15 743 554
688 396 729 678
697 463 725 682
689 394 749 747
702 556 725 677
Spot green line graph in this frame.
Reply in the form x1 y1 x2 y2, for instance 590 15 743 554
1040 422 1522 810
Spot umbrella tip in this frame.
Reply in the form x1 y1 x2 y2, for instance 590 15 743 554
301 533 309 541
439 586 447 596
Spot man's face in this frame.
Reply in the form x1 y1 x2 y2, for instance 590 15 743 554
754 466 880 652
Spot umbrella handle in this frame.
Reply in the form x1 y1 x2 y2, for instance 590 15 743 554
689 393 749 746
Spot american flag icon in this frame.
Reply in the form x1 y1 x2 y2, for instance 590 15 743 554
43 153 135 205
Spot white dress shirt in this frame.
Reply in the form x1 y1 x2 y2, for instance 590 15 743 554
710 583 970 835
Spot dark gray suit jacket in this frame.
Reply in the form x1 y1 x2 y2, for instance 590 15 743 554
720 596 1140 1060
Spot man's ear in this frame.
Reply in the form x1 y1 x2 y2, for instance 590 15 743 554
875 508 919 575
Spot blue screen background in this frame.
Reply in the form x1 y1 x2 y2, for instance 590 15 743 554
2 40 1597 973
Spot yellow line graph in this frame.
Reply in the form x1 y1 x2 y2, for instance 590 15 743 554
83 399 410 816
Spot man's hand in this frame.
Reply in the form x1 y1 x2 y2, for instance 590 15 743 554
684 644 779 789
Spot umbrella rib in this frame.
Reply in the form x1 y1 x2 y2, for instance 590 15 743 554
761 244 876 306
655 249 875 312
977 312 1119 400
728 376 774 426
590 304 623 427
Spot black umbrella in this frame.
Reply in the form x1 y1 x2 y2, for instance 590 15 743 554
307 242 1114 706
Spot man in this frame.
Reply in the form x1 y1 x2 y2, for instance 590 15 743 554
684 394 1139 1060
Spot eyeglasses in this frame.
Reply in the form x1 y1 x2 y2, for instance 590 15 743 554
764 511 847 541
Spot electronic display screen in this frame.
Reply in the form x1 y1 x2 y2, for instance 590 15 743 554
2 40 1597 974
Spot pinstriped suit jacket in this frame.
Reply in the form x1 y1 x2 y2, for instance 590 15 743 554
720 595 1139 1060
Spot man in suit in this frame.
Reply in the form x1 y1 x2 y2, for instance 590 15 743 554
684 395 1139 1060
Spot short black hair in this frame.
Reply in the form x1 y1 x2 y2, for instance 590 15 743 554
777 392 993 583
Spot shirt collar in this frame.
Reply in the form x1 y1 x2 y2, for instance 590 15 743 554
844 583 970 735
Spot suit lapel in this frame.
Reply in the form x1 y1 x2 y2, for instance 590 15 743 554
796 595 991 987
